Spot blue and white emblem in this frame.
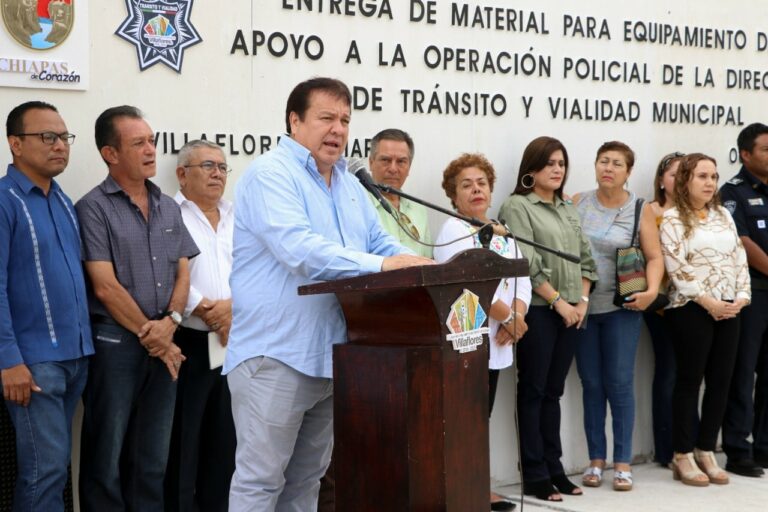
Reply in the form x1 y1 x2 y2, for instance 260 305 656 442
116 0 201 72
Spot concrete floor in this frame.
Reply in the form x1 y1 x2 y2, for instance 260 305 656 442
494 454 767 512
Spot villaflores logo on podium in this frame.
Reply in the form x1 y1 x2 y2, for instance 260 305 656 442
116 0 201 72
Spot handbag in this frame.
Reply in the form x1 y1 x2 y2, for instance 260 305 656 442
612 199 670 311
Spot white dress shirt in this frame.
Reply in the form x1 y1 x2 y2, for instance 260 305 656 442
174 191 234 331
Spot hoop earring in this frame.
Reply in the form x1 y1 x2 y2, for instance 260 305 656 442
521 173 535 189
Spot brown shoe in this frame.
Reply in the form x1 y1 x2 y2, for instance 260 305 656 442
672 452 709 487
693 449 729 485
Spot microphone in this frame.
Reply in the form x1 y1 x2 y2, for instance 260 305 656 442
347 158 396 216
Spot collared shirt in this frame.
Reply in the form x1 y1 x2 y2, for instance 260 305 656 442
224 136 407 378
174 191 233 331
369 193 433 258
0 165 93 368
75 175 199 321
498 192 597 306
721 166 768 290
660 206 751 307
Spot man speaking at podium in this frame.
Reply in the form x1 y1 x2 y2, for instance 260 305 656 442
224 77 433 511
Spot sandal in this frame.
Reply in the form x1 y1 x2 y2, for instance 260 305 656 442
693 449 729 485
672 452 709 487
613 470 633 491
551 473 582 495
523 479 562 502
581 466 603 487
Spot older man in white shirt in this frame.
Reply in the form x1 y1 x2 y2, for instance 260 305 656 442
165 140 236 512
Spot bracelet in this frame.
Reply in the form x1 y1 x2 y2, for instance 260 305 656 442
502 310 517 325
580 295 590 303
547 292 561 309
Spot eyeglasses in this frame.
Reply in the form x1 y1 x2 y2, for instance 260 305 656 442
660 152 685 172
396 209 420 240
15 132 76 145
183 161 232 174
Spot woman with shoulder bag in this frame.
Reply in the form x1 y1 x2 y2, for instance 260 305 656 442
572 141 665 492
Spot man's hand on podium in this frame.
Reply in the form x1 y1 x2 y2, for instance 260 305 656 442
381 254 435 271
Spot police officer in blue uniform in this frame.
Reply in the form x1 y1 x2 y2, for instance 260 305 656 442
721 122 768 478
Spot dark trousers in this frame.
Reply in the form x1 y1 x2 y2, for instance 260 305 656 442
644 311 677 464
516 306 579 483
723 289 768 461
164 327 236 512
666 302 740 453
79 322 177 512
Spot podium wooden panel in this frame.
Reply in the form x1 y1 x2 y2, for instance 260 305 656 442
300 249 528 511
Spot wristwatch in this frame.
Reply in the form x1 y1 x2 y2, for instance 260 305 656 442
580 295 590 303
165 310 183 326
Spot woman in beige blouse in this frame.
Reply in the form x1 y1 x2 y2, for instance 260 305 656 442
660 153 751 487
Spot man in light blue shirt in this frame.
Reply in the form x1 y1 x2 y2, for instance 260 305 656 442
225 77 432 511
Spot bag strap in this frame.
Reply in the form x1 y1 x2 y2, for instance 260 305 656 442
630 198 644 247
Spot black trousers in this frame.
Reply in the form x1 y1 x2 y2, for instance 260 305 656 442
164 327 236 512
666 302 740 453
723 288 768 461
516 306 579 484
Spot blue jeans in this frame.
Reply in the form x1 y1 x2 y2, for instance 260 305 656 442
575 309 642 463
3 358 88 512
79 322 177 512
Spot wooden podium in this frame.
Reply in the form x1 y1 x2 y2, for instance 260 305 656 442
299 249 528 511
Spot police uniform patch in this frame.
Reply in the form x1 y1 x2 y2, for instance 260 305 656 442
727 177 743 185
724 200 737 214
749 198 765 206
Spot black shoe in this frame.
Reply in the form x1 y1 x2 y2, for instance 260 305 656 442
725 458 765 477
550 473 583 495
523 479 562 502
754 453 768 468
490 499 516 511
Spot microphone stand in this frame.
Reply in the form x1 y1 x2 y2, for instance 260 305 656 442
375 183 580 264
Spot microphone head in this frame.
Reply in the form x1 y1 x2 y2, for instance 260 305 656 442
347 157 367 176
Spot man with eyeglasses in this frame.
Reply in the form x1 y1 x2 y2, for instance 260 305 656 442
164 140 236 512
75 106 199 511
1 101 93 511
368 128 432 258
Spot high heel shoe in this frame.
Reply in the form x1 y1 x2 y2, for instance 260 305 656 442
672 452 709 487
693 448 729 485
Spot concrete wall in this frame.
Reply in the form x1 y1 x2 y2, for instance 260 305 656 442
3 0 767 489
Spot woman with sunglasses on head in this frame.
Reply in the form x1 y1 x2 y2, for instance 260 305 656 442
497 137 597 502
571 141 664 492
661 153 750 487
433 153 531 512
643 152 685 469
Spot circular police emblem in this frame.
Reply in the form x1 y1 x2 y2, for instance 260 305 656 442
2 0 74 50
724 200 737 214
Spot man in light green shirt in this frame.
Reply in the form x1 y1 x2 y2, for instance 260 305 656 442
368 128 433 258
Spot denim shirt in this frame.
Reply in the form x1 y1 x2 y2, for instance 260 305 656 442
224 136 407 378
0 165 93 368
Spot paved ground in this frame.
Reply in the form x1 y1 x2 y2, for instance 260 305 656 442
494 454 767 512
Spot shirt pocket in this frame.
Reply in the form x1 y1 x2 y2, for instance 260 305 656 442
159 221 183 262
745 203 768 231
